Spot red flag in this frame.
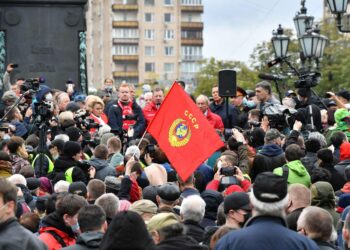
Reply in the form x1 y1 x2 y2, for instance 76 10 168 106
146 82 224 181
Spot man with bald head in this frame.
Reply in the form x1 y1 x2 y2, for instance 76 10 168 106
196 94 224 132
286 183 311 231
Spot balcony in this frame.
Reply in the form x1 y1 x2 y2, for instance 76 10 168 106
113 55 139 61
113 21 138 28
181 38 203 46
112 4 138 11
113 38 139 44
181 5 203 12
113 71 139 77
181 55 203 61
181 22 203 29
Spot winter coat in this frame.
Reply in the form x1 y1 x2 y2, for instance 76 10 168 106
183 220 205 243
11 154 31 174
320 162 345 192
53 155 78 173
62 231 104 250
251 144 286 181
301 152 318 174
286 207 305 231
209 99 239 128
0 159 12 177
107 100 146 139
0 218 48 250
273 160 311 187
88 157 116 181
38 211 76 250
215 216 319 250
334 159 350 180
156 235 208 250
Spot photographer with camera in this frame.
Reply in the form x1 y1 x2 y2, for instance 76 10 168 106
0 63 18 98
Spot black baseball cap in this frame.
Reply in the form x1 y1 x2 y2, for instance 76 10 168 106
157 183 180 201
252 172 287 203
224 192 251 214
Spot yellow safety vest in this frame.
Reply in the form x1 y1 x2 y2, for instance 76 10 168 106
32 153 54 174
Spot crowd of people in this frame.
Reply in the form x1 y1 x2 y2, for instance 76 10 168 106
2 62 350 250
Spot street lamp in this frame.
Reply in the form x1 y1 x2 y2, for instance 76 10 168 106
271 24 290 58
299 29 321 58
326 0 350 32
293 0 314 37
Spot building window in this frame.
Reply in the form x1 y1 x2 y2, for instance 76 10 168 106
164 46 174 56
114 28 139 38
181 0 202 5
164 29 174 40
164 0 173 5
115 45 138 55
145 29 155 40
145 46 155 56
145 13 154 23
145 0 155 5
181 46 202 60
164 13 173 23
145 63 155 72
164 63 175 73
181 62 201 73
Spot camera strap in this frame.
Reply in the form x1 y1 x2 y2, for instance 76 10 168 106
282 165 289 181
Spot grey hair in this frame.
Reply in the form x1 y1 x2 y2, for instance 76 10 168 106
54 134 70 142
196 94 210 105
7 174 27 186
308 132 327 148
54 180 70 193
250 189 289 218
180 195 206 223
256 81 272 95
95 193 120 219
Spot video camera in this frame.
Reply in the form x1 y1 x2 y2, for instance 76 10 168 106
20 79 40 94
294 72 321 89
74 109 101 131
261 103 297 131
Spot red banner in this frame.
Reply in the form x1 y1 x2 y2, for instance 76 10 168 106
147 83 224 181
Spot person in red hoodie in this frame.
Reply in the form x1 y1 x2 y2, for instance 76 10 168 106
38 193 88 250
142 87 164 125
196 94 224 132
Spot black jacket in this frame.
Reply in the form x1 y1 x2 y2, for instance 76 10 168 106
0 218 48 250
321 162 345 192
107 100 145 139
156 235 208 250
183 220 205 243
62 231 104 250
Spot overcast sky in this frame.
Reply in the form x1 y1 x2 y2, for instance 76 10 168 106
202 0 324 64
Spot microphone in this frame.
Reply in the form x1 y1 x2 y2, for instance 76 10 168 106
258 73 286 81
267 57 283 67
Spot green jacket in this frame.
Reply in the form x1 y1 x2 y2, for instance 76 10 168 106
273 160 311 187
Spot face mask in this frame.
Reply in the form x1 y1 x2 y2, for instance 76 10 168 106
239 212 251 227
45 93 53 101
243 98 256 108
53 154 59 161
71 222 80 235
217 160 223 169
3 134 10 140
105 86 113 92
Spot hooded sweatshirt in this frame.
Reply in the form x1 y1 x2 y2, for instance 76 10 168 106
88 157 116 181
326 108 350 145
61 231 104 250
273 160 311 187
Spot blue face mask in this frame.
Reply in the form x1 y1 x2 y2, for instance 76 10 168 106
71 222 80 235
243 98 256 108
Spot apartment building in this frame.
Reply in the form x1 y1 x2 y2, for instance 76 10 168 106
86 0 203 88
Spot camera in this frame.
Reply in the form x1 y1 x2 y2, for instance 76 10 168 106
261 103 297 131
294 72 320 89
145 144 156 154
220 166 237 176
74 109 101 131
21 79 40 94
248 121 261 127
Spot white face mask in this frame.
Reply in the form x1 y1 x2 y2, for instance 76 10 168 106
45 93 53 101
217 160 223 169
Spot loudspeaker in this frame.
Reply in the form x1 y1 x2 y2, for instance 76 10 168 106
218 70 237 97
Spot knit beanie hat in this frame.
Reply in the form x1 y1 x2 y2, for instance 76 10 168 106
65 127 82 142
63 141 82 158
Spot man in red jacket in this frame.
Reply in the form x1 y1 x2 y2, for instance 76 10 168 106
38 193 88 250
142 87 164 125
196 94 224 132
